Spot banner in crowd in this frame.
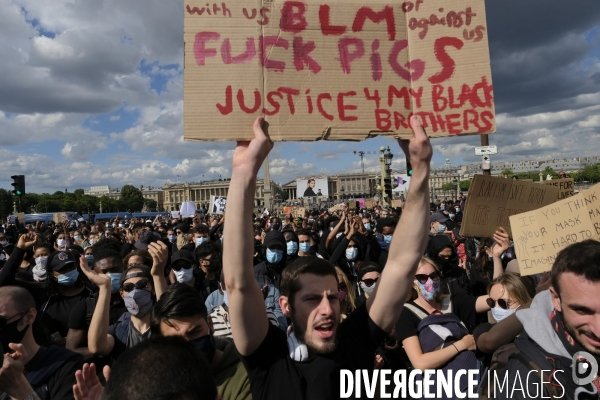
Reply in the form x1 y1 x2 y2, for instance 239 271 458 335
183 0 495 142
296 177 328 198
283 206 296 214
356 198 365 209
460 175 560 238
365 200 377 209
348 200 357 209
211 196 227 214
539 178 575 200
392 175 411 193
179 201 197 218
293 207 306 218
52 213 67 224
509 182 600 276
171 211 181 219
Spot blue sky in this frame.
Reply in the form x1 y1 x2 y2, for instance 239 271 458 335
0 0 599 193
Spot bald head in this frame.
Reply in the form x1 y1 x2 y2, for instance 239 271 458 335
0 286 36 312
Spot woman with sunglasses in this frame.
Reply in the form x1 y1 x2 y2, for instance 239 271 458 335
335 266 356 320
82 241 168 360
396 257 491 388
354 262 382 309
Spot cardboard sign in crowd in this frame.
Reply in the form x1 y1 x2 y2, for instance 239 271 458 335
184 0 495 141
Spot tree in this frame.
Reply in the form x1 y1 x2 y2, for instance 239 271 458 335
144 199 158 211
459 180 471 191
120 185 144 212
441 183 456 191
542 166 557 179
74 189 85 196
501 168 514 177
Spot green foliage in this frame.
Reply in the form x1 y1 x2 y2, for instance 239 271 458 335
144 199 158 211
441 182 456 191
501 168 514 177
119 185 144 212
459 180 471 191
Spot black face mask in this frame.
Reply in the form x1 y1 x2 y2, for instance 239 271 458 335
272 224 281 231
0 316 28 351
190 335 215 362
206 259 222 273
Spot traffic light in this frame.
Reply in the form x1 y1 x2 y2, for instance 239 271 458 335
383 176 393 202
11 175 25 196
406 160 413 176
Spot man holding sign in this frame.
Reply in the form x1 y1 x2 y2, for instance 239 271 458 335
223 116 432 399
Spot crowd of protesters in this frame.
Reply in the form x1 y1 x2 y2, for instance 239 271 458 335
0 117 599 400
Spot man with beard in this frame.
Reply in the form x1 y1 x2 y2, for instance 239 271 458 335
494 240 600 400
223 116 432 400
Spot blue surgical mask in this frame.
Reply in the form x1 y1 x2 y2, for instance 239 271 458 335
491 307 517 323
168 235 176 242
346 247 358 261
455 208 461 213
299 242 311 253
57 269 79 286
286 241 298 255
437 224 446 234
266 248 283 264
107 273 123 293
440 206 445 211
384 235 393 244
85 255 94 268
364 223 371 231
196 237 208 247
74 235 81 241
448 214 456 219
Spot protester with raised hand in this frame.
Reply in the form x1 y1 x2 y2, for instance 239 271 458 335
223 116 432 399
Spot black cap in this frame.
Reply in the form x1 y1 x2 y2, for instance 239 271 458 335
171 249 195 266
48 250 77 271
135 230 161 250
430 213 448 223
175 222 190 234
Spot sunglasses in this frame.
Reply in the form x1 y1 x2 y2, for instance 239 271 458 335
415 272 440 284
360 277 379 287
171 263 193 272
121 279 150 292
486 297 514 310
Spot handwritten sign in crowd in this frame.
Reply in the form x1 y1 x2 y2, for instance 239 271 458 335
183 0 495 141
460 175 560 238
509 182 600 276
541 178 575 200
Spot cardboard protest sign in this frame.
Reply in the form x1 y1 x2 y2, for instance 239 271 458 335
460 175 560 238
184 0 495 142
365 200 377 209
539 178 575 200
171 211 180 219
509 184 600 276
293 207 306 218
283 206 295 214
348 200 357 209
391 200 403 208
211 196 227 214
53 213 67 224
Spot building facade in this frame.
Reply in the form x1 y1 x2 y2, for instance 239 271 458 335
162 179 280 211
140 186 164 211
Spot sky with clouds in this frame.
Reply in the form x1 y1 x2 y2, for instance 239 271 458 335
1 0 599 193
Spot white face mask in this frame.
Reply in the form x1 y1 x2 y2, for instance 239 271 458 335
346 247 358 261
35 256 48 269
57 239 66 247
491 306 517 322
174 267 194 284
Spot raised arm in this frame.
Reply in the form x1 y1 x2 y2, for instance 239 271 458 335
492 228 510 279
148 241 168 300
224 117 273 356
367 116 432 332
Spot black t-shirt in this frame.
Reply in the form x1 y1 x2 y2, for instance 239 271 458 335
40 288 91 338
25 346 84 400
395 294 478 344
69 295 127 330
240 302 387 400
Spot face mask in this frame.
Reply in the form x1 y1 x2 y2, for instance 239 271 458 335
119 224 124 228
33 265 47 282
346 247 358 261
299 242 311 253
287 241 298 255
440 206 445 211
168 235 176 242
272 224 281 231
364 223 371 231
339 289 347 302
74 235 81 241
448 214 456 219
384 235 393 244
107 273 123 293
491 307 517 323
57 269 80 286
196 237 208 247
0 315 28 351
309 219 314 223
415 278 440 302
124 288 153 317
85 255 94 267
0 240 8 247
359 281 377 296
190 335 215 362
266 248 283 264
88 238 95 245
35 256 48 269
106 225 112 229
455 208 461 213
56 239 66 247
205 259 221 273
437 224 446 234
174 267 194 284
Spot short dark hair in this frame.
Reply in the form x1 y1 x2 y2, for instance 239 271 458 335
194 225 209 235
357 262 383 281
377 217 398 229
151 283 208 335
103 336 217 400
280 257 337 307
195 242 219 261
94 249 123 267
552 240 600 296
296 228 311 238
